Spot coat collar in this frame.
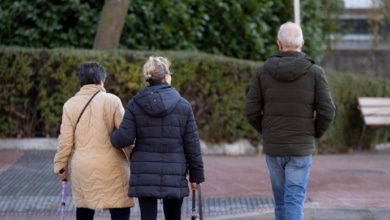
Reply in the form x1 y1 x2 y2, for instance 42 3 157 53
76 84 106 96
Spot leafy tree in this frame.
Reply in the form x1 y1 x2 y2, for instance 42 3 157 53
367 0 390 46
0 0 344 61
0 0 103 48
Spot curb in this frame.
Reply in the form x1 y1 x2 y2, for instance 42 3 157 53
0 138 262 156
209 207 390 220
0 138 57 151
1 208 390 220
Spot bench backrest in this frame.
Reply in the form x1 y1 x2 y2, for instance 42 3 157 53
358 97 390 127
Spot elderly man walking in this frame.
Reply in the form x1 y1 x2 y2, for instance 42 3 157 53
244 21 336 220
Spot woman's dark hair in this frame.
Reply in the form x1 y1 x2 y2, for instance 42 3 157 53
78 61 107 87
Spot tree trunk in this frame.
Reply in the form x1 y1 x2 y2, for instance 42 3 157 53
93 0 130 50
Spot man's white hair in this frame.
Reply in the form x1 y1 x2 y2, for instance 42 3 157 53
277 21 303 49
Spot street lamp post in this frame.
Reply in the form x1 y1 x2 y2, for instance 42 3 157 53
294 0 300 25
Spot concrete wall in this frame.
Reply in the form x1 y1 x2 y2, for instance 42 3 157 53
320 45 390 78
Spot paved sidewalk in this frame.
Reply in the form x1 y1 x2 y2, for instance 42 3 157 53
0 145 390 219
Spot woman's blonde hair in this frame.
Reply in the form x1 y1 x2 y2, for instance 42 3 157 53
142 56 171 84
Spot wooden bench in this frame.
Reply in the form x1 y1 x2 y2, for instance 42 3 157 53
357 97 390 150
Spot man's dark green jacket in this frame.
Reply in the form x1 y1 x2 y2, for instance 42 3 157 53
244 51 336 156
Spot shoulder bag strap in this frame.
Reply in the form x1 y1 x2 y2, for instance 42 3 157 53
75 91 100 129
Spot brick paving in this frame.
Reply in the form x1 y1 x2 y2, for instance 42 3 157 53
0 151 23 175
201 151 390 209
306 153 390 209
0 148 390 219
0 150 278 219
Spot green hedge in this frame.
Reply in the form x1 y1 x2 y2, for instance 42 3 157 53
1 47 389 153
0 47 258 143
320 71 390 153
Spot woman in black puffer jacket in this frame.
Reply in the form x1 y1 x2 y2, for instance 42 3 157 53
110 56 205 220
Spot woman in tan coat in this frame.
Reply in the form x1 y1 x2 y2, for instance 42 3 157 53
54 61 134 220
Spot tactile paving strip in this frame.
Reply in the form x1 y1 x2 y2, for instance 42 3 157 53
0 151 312 217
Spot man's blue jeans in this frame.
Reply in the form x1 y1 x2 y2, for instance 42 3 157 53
266 154 312 220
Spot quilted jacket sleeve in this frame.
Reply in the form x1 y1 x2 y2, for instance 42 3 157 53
244 70 264 134
113 96 125 129
110 100 136 148
314 68 336 138
54 103 74 173
183 105 205 184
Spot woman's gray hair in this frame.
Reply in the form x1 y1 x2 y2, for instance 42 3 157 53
142 56 171 84
277 21 304 49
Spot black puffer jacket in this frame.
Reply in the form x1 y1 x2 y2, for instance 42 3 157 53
111 83 204 199
245 51 335 156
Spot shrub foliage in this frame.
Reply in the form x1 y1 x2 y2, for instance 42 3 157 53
0 0 343 62
1 47 390 153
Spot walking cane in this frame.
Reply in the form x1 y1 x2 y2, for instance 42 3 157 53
59 169 67 220
190 184 203 220
197 184 203 220
191 188 197 220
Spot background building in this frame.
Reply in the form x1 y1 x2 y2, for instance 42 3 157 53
321 0 390 78
335 0 388 47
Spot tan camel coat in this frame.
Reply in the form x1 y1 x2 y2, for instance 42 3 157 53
54 84 134 209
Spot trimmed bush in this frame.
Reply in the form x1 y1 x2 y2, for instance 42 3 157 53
1 47 389 153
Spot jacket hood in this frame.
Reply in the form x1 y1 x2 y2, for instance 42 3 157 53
264 51 314 81
134 83 181 117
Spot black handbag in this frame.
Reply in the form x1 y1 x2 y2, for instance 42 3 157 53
190 184 203 220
